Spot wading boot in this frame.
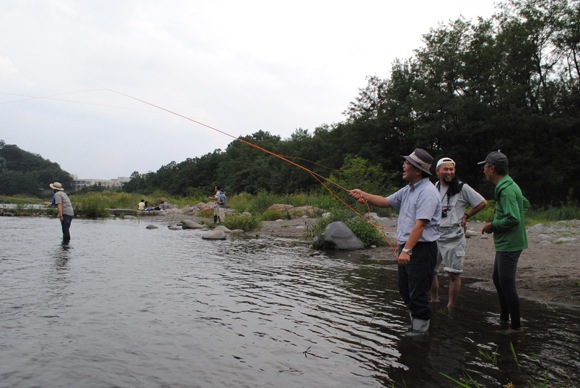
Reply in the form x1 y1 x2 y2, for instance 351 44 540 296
214 215 218 224
404 318 430 337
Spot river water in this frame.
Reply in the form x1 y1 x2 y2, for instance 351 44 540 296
0 217 578 387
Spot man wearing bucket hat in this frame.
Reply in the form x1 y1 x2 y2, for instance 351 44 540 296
430 157 487 308
349 148 440 335
50 182 75 241
479 151 529 333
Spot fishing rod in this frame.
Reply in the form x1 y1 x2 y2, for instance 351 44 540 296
5 88 399 257
105 90 400 257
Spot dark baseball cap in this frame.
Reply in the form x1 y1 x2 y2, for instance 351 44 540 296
478 150 509 166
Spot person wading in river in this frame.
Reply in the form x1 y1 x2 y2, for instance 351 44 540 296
430 157 487 308
480 151 529 334
50 182 75 241
349 148 440 336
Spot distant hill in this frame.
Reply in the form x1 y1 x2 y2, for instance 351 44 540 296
0 140 73 196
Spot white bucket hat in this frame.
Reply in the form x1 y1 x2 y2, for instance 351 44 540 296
49 182 64 191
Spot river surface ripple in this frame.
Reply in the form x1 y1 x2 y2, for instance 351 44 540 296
0 217 578 387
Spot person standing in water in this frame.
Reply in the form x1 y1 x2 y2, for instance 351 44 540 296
430 157 487 308
480 151 529 333
349 148 440 336
50 182 74 241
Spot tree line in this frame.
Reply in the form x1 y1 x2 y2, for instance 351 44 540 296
0 140 73 196
125 0 580 207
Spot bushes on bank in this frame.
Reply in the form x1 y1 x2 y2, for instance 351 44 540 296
222 214 262 232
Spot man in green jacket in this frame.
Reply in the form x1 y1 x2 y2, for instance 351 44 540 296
480 151 529 333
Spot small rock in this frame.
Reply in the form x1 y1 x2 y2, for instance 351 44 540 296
554 237 577 244
267 204 295 212
181 220 204 229
202 229 227 240
527 224 546 233
145 225 158 229
465 229 478 238
214 225 232 233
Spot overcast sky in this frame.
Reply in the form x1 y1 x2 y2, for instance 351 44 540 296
1 0 497 179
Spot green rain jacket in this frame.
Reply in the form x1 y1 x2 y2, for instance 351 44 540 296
492 175 530 252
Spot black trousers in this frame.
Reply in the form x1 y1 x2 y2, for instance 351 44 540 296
493 250 522 329
61 215 73 240
397 241 438 320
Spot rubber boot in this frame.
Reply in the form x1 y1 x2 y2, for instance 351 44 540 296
217 216 221 224
214 215 218 224
404 318 430 337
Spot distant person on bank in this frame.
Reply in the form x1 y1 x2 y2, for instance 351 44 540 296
138 199 146 211
50 182 74 241
217 190 227 223
480 151 529 333
210 186 222 223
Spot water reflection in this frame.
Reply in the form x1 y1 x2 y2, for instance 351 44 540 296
0 218 577 387
54 240 71 269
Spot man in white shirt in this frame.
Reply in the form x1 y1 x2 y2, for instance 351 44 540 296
431 157 487 308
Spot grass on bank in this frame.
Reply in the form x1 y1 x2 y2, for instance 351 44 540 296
4 192 580 233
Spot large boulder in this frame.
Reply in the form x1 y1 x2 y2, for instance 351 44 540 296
312 221 364 250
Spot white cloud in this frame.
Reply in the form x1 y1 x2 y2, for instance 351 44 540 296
0 0 496 178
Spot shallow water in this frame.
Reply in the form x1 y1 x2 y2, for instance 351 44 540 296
0 217 578 387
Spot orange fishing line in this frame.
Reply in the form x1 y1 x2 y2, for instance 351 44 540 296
6 88 400 259
108 89 400 259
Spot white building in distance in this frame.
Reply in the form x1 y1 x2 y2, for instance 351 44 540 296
71 176 130 191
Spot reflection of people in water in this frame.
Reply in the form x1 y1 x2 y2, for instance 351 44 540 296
56 241 71 268
395 334 433 385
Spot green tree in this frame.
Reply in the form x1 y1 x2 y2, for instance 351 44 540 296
0 141 73 196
